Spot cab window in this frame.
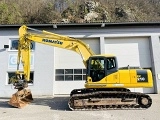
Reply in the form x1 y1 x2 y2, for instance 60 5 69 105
91 58 104 70
107 58 116 70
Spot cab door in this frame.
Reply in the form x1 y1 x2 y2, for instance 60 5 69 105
88 57 106 82
105 57 119 83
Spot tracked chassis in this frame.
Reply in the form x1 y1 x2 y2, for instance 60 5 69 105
68 88 152 110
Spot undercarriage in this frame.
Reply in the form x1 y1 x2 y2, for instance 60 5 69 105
68 88 152 110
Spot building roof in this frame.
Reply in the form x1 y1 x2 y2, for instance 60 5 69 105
1 22 160 29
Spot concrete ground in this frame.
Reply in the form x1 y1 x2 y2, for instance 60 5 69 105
0 94 159 120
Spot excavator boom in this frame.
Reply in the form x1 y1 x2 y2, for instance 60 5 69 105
18 25 95 81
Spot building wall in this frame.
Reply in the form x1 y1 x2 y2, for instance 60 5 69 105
0 36 18 97
1 26 160 97
0 32 55 97
150 35 160 93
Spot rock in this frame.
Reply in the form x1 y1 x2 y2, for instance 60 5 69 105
84 11 99 22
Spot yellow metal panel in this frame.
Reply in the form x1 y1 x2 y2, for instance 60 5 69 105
106 72 119 83
147 70 153 87
119 70 131 83
130 70 137 84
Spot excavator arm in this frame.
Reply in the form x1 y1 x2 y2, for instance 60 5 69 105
9 25 95 108
18 25 95 82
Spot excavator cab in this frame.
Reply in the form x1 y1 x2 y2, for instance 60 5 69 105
87 56 118 82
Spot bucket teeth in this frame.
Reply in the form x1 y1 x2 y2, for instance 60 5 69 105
8 89 33 108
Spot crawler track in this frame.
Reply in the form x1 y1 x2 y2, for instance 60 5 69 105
68 89 152 110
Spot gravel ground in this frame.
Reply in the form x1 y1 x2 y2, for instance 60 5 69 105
0 94 159 120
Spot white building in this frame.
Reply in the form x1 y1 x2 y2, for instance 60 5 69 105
0 22 160 97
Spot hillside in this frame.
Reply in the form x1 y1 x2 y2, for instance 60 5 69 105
0 0 160 24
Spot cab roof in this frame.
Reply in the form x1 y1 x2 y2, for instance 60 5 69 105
92 54 116 57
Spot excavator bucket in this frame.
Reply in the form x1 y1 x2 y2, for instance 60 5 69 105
8 89 33 108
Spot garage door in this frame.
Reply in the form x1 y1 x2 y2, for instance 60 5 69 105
54 38 100 94
105 37 154 93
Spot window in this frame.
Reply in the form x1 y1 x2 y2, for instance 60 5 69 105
9 39 35 51
55 69 86 81
107 58 116 70
7 72 34 84
11 40 18 50
91 58 105 70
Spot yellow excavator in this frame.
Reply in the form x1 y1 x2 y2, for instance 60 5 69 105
8 25 153 110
